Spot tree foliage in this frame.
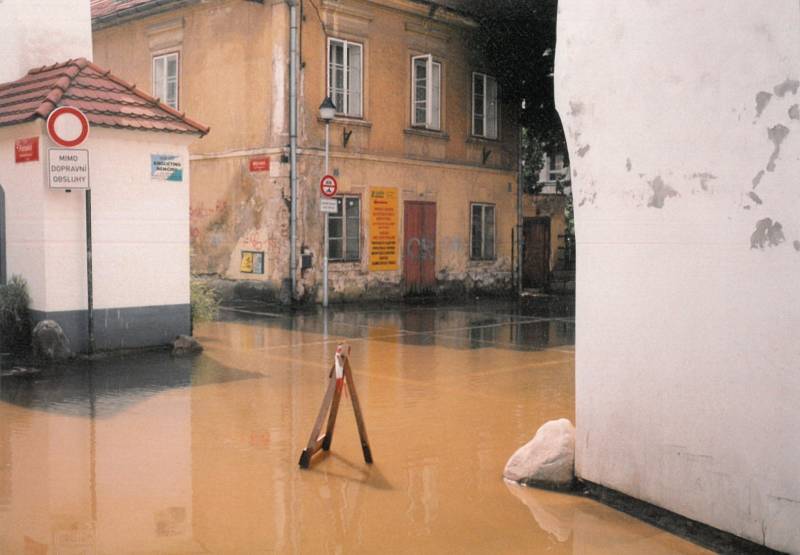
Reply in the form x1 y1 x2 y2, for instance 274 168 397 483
461 0 563 151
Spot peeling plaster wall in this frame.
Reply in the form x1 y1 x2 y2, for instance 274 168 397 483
557 1 800 552
296 154 516 302
92 0 519 302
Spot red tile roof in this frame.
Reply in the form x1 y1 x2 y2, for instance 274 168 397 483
91 0 198 29
0 58 208 136
91 0 154 18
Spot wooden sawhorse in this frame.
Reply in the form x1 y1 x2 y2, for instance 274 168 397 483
298 343 373 469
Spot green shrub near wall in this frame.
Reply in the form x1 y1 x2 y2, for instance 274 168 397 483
0 275 32 353
191 278 220 323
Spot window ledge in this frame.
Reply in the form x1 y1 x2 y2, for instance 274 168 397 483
469 258 497 263
317 116 373 128
404 127 449 140
466 135 501 145
329 259 362 266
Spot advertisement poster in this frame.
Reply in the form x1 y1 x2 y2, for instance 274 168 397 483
368 187 399 271
151 154 183 181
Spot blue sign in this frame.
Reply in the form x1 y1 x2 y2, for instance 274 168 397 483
151 154 183 182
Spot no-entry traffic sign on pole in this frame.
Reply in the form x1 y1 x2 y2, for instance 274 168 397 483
320 175 338 197
47 106 90 148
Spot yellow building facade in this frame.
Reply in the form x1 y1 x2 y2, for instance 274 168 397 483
92 0 520 302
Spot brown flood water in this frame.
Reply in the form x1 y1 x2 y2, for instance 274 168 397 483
0 304 709 554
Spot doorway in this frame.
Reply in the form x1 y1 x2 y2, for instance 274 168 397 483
522 217 550 289
403 201 436 294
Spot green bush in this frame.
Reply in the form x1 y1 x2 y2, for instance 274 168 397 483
191 278 220 323
0 275 32 353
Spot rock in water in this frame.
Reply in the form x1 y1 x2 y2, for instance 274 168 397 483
172 335 203 356
503 418 576 490
32 320 73 362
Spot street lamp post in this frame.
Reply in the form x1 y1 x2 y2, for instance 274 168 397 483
319 97 336 308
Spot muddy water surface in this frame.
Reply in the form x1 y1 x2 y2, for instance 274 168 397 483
0 303 708 553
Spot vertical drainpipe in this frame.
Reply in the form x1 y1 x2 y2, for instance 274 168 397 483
287 0 299 301
517 126 524 295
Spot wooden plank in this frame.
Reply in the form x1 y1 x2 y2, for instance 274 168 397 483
298 368 336 468
322 378 344 451
344 359 373 464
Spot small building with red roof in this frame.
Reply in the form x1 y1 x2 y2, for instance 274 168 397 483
0 57 208 352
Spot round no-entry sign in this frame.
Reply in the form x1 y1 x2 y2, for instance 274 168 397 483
47 106 90 148
320 175 338 197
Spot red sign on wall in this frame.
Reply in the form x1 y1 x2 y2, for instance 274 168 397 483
15 137 39 163
249 157 270 173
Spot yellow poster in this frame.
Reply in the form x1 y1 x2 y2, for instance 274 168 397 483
369 187 399 271
240 251 254 273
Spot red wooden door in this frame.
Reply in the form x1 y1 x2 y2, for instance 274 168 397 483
522 217 550 289
403 202 436 294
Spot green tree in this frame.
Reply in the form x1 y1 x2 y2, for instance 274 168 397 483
460 0 566 191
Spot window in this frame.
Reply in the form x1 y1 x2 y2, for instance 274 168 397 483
472 73 498 139
153 52 179 109
470 203 495 260
548 153 567 181
328 196 361 261
328 38 363 118
411 54 441 130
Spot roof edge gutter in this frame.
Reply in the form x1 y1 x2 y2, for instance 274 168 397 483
92 0 201 31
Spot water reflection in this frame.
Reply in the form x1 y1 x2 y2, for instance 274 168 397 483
0 303 703 553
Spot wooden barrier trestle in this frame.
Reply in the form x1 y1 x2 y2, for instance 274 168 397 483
298 343 373 469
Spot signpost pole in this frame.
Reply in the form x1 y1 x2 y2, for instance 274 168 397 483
323 121 330 308
85 189 95 355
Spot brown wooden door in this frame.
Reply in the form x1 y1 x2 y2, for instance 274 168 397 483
404 201 436 294
522 217 550 289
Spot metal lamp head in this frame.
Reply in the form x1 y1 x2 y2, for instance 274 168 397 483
319 96 336 122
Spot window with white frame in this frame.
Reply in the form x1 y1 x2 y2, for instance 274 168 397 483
470 203 495 260
328 38 363 118
472 72 498 139
328 196 361 261
411 54 441 130
153 52 179 109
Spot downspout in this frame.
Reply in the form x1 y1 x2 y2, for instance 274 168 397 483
517 126 524 295
287 0 299 301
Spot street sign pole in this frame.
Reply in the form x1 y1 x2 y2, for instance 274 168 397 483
323 121 330 308
85 189 95 355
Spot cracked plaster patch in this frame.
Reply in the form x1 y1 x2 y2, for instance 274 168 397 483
750 218 785 249
773 78 800 98
766 124 790 172
647 177 678 208
755 91 772 117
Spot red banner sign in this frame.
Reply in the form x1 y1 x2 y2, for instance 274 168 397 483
15 137 39 163
249 157 270 172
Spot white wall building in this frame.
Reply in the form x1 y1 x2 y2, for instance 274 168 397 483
0 40 207 352
557 1 800 552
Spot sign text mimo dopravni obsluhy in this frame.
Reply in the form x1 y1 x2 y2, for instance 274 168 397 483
48 149 89 189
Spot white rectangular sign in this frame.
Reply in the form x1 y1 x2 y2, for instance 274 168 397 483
320 198 338 213
48 148 89 189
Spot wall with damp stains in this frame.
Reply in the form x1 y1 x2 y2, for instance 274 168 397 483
92 0 520 302
556 1 800 552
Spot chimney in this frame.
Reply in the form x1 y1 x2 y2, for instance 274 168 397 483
0 0 93 83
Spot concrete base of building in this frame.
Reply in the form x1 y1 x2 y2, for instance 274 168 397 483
31 304 191 354
580 480 781 554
